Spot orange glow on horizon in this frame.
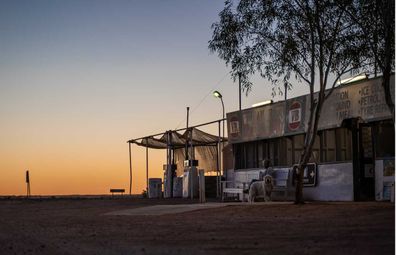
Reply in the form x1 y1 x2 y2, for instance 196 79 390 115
0 144 167 196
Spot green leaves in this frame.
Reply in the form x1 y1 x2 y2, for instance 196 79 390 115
209 0 370 93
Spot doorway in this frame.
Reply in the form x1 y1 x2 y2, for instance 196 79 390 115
356 124 375 201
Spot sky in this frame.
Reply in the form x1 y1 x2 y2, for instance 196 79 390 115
0 0 309 195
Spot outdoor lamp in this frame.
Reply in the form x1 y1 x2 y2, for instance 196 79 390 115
213 90 223 98
213 90 225 198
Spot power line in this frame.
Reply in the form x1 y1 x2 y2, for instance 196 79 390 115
174 72 229 129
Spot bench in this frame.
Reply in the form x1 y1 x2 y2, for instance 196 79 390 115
221 181 248 201
222 169 291 201
110 189 125 196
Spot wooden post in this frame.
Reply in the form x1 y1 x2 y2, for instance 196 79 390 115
26 170 31 198
199 169 206 203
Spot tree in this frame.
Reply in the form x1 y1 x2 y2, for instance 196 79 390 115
346 0 395 121
209 0 366 204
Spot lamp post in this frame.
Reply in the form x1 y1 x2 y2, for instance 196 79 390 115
213 90 225 143
213 90 225 122
213 90 225 196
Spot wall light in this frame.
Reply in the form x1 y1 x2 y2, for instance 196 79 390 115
252 100 273 108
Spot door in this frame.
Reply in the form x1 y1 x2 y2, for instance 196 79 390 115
357 124 375 200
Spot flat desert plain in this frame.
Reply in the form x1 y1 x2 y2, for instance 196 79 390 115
0 197 394 255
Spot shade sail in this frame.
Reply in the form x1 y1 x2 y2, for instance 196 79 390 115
132 128 225 149
134 137 167 149
158 131 186 147
181 128 220 146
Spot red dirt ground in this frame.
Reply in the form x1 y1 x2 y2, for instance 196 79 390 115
0 197 394 255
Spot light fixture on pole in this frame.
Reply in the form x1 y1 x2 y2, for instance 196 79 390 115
213 91 224 124
213 91 225 127
213 91 222 99
213 90 225 196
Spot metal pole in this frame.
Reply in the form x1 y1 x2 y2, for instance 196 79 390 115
217 121 221 198
190 128 194 200
238 72 242 111
220 97 225 184
215 139 219 198
169 131 173 198
185 107 190 160
166 131 170 198
285 82 287 101
128 143 132 195
146 138 149 194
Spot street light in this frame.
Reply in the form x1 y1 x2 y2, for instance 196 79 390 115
213 90 222 99
213 90 225 197
213 91 225 136
213 91 225 123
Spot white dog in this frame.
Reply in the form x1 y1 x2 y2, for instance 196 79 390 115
248 175 274 203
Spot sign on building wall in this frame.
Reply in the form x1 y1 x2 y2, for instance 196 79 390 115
292 163 317 187
318 76 394 130
227 76 394 144
227 102 285 143
284 96 306 135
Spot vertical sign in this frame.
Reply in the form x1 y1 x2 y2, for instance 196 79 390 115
227 112 242 143
285 96 306 134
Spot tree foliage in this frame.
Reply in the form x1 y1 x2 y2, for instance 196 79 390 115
346 0 395 120
209 0 367 203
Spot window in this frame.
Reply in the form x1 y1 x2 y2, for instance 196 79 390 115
293 134 305 163
335 128 352 161
234 143 244 169
257 141 266 168
245 142 257 168
375 121 395 158
234 127 353 170
278 137 292 166
321 130 336 162
268 139 278 166
285 137 293 165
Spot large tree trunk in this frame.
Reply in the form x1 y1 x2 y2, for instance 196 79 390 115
294 87 325 204
294 117 318 204
295 134 315 204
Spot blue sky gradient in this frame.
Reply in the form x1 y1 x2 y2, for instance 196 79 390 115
0 0 308 195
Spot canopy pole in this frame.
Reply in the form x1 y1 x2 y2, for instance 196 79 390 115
146 138 149 194
129 142 132 195
190 128 194 200
168 131 173 198
185 107 190 160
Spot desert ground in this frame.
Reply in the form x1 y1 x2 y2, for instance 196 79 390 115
0 197 394 255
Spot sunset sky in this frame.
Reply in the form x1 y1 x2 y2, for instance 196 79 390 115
0 0 308 195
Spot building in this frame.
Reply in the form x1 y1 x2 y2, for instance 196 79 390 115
225 75 395 201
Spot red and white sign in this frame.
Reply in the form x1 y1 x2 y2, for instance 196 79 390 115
288 101 301 130
229 116 240 138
